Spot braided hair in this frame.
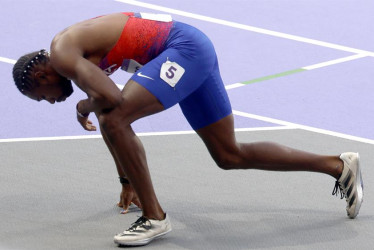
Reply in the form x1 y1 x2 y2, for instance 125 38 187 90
12 49 49 94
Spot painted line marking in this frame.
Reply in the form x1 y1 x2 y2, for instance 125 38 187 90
233 110 374 145
116 83 124 89
1 53 125 89
303 53 368 70
0 126 293 143
241 68 307 85
225 83 244 90
1 119 373 146
115 0 374 56
0 56 16 64
224 53 368 89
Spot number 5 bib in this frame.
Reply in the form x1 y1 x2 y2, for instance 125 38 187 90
160 59 185 88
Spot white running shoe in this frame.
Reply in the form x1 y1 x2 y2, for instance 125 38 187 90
114 214 172 246
332 152 364 219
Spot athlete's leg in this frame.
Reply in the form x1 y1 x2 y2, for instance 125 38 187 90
97 121 141 210
196 114 343 178
179 55 343 178
99 121 126 177
98 80 165 220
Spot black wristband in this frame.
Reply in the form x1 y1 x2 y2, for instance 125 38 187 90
119 177 130 184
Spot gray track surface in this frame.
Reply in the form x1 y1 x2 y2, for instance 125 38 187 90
1 130 373 250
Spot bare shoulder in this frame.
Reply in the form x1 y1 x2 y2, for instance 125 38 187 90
51 13 128 59
49 13 128 78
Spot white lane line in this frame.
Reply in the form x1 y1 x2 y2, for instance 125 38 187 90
0 126 293 143
0 56 16 64
2 119 373 145
225 83 244 90
302 54 368 70
115 0 374 56
1 110 372 145
1 55 126 90
116 83 124 89
0 135 102 143
233 110 374 145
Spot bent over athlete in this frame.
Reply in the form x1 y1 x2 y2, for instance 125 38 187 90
12 12 363 247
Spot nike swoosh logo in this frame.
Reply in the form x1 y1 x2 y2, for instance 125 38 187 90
137 72 154 80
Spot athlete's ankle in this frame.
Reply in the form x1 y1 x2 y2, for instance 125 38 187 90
335 158 344 180
142 210 166 221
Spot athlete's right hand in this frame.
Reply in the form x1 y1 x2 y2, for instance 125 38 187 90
118 183 142 214
77 115 97 131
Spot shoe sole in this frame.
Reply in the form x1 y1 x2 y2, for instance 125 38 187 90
350 153 363 219
114 228 172 246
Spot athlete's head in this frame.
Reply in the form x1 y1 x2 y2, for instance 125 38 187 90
12 49 73 104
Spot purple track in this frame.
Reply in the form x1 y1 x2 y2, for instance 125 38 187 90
1 0 373 140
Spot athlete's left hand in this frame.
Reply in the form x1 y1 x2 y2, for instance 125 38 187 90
118 183 142 214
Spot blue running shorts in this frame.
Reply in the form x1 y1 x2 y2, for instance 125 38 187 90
130 21 232 130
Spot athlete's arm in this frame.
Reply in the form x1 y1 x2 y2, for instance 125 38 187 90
50 40 122 115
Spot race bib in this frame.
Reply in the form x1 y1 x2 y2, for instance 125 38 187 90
160 59 185 88
121 59 143 73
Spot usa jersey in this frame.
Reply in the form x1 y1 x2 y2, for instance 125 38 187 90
98 12 173 75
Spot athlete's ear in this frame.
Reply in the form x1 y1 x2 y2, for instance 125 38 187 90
34 71 46 80
34 71 48 85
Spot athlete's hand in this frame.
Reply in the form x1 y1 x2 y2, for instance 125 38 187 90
77 115 97 131
117 183 142 214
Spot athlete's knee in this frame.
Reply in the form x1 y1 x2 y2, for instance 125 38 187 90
98 108 128 139
214 157 234 170
98 97 133 129
98 112 118 132
210 147 243 170
215 157 240 170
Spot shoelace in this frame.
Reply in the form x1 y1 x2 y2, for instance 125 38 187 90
332 180 345 199
128 216 151 232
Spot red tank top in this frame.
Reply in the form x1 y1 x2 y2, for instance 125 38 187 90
98 12 173 75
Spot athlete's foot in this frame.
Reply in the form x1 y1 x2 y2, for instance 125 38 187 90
114 213 172 246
